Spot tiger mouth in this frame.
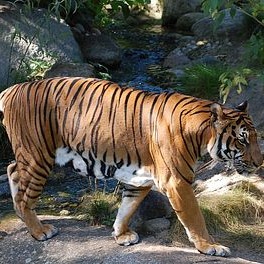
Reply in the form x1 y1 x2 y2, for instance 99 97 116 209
233 163 257 175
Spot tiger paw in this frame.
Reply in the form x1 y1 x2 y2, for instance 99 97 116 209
112 230 139 246
197 243 231 257
31 224 58 241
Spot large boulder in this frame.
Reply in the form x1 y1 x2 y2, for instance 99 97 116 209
146 0 163 19
131 189 174 231
0 1 83 88
175 12 205 32
78 34 123 68
162 0 202 26
192 8 254 40
45 62 95 78
163 48 191 68
225 77 264 133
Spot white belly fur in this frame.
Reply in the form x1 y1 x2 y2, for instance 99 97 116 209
55 147 154 187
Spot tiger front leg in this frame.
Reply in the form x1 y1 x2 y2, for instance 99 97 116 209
165 177 231 257
7 162 58 241
113 185 151 246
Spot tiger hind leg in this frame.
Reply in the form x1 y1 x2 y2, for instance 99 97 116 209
7 162 58 241
113 185 151 246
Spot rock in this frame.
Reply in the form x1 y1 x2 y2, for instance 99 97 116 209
44 63 95 78
192 55 220 65
143 218 171 233
195 170 264 197
0 1 83 87
0 174 7 183
79 34 123 68
0 181 10 197
163 49 191 68
130 190 173 230
167 68 185 78
192 8 254 40
162 0 201 26
60 209 70 216
175 12 205 32
146 0 163 19
225 77 264 133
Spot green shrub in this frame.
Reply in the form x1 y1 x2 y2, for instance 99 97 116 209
179 64 226 100
76 191 120 226
18 0 150 25
202 0 264 29
244 33 264 66
219 68 252 103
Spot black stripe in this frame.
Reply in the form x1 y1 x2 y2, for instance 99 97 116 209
54 78 71 102
69 80 87 110
124 90 133 128
100 160 106 175
126 150 131 166
139 94 147 138
190 110 211 116
43 79 57 123
116 159 124 169
179 110 195 162
175 166 193 185
149 94 159 129
65 78 82 99
108 87 119 122
170 96 190 123
103 151 107 162
48 109 57 151
85 82 103 116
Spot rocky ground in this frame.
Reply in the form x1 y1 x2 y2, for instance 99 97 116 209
0 215 263 264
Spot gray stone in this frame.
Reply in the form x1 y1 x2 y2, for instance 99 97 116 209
225 77 264 133
79 34 123 68
0 174 7 183
130 190 173 230
163 49 191 68
146 0 163 19
44 63 95 78
162 0 202 26
193 55 220 65
0 1 83 87
143 218 171 233
167 68 185 78
0 181 10 197
176 12 205 32
192 8 254 40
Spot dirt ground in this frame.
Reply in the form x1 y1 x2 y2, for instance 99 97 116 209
0 215 263 264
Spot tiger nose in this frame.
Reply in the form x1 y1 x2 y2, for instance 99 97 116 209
253 153 263 168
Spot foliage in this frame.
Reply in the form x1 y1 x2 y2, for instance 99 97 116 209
177 64 252 103
244 32 264 66
76 191 120 226
179 64 226 100
16 0 150 25
201 0 264 28
219 68 252 103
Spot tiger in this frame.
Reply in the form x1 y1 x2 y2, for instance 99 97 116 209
0 77 262 257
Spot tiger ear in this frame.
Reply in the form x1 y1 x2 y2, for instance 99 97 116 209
236 101 248 112
210 103 224 123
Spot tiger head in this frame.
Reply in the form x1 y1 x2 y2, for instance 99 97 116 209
208 101 263 175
